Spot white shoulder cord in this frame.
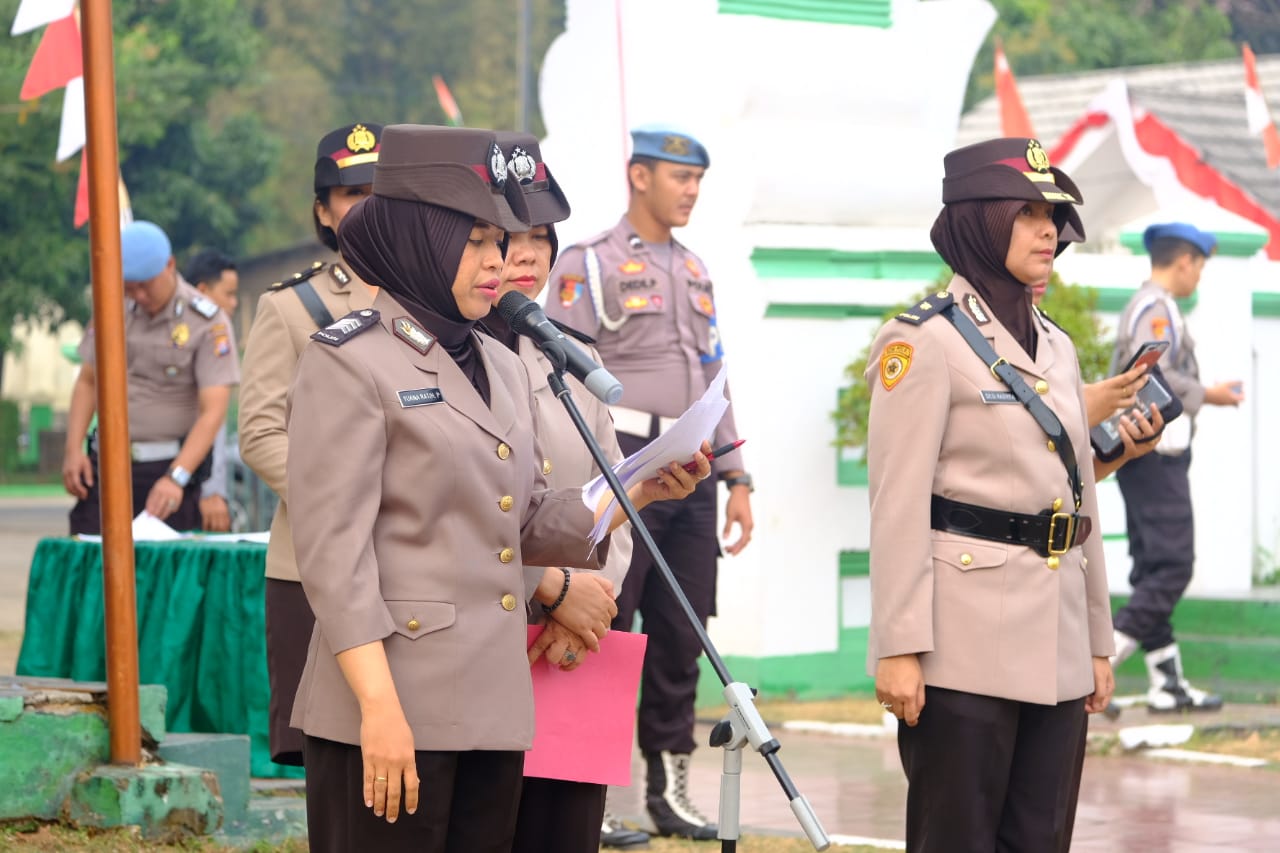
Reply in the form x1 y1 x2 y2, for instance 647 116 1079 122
585 247 627 332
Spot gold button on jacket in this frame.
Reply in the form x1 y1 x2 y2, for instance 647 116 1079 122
1034 379 1049 395
499 495 514 512
406 618 421 631
496 442 511 460
500 593 517 612
499 547 515 564
542 458 553 475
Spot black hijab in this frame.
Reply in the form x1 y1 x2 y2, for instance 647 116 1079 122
931 199 1038 359
338 195 491 405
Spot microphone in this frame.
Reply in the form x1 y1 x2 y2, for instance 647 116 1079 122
497 291 624 404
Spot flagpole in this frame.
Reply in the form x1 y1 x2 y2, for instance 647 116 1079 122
80 0 141 766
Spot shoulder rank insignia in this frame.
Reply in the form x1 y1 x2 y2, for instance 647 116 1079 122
269 261 326 291
895 291 954 325
190 294 219 319
312 309 380 346
393 316 434 354
549 318 596 346
329 264 351 286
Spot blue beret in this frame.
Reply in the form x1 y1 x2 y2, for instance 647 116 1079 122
121 220 173 282
1142 222 1216 257
630 125 710 168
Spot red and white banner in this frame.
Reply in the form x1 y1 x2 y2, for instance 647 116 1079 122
1242 43 1280 170
995 40 1036 139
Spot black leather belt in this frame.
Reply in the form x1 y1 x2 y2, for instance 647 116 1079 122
930 495 1092 558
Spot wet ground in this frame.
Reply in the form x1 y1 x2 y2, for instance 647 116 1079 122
4 496 1279 850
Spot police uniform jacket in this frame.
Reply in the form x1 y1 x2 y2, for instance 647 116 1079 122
545 216 744 475
864 276 1113 706
238 262 375 582
514 335 634 603
1110 280 1204 417
78 277 239 442
286 290 608 751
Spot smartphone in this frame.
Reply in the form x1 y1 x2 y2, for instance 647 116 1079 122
1090 365 1182 461
1123 340 1170 373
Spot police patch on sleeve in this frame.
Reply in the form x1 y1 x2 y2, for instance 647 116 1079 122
879 341 913 391
311 309 381 346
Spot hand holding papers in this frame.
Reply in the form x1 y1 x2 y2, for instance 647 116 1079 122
584 364 730 546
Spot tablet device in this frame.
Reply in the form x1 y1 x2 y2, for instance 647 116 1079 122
1090 363 1183 462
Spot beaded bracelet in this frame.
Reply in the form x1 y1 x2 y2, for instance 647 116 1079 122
542 567 571 614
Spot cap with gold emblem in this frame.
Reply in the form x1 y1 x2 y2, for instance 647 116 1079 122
629 124 710 168
371 125 531 233
941 137 1085 248
314 122 384 192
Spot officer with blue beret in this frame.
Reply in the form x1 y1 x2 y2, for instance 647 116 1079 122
64 220 240 534
545 124 751 843
1108 221 1244 712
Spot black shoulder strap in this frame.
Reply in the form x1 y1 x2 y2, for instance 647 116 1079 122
941 303 1083 510
294 279 335 329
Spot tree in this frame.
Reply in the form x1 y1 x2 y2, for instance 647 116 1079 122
0 0 279 382
967 0 1237 108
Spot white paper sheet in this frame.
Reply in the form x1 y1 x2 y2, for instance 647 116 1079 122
584 364 730 545
74 511 188 543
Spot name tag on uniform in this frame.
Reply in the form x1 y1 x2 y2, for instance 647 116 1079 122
398 388 444 408
981 390 1018 404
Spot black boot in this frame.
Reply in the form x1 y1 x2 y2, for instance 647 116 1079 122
645 751 718 840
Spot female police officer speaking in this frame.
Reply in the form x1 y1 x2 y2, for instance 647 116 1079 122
284 125 709 853
865 138 1114 852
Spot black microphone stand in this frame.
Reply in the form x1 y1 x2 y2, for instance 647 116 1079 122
542 347 830 853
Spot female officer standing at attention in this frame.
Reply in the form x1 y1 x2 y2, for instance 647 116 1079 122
285 125 708 853
479 132 639 853
866 138 1114 852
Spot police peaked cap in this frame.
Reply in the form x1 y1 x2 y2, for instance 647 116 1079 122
630 124 710 168
941 137 1086 248
371 125 531 233
494 131 571 227
314 122 384 191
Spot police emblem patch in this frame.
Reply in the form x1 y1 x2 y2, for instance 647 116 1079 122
1151 317 1169 340
171 323 190 348
662 135 691 156
487 142 507 187
623 296 649 310
394 316 435 355
965 293 991 325
1026 139 1051 173
347 124 377 153
696 294 714 316
620 259 645 274
559 275 583 307
879 342 913 391
508 146 537 185
685 257 701 277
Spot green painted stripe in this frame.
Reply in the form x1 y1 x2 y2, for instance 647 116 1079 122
696 627 875 707
0 483 66 498
836 452 869 486
764 303 887 320
751 247 944 281
1254 292 1280 317
718 0 891 28
839 550 870 578
1120 230 1269 258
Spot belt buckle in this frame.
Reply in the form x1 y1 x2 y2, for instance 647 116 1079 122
1047 512 1075 556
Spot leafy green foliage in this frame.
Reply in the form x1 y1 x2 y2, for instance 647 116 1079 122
831 269 1109 451
967 0 1237 108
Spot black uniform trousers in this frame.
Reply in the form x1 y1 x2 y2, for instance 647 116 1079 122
303 736 524 853
265 578 314 766
1112 450 1194 651
68 455 201 535
897 687 1088 853
612 431 719 755
511 777 607 853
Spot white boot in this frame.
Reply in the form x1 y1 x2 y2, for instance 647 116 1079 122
1110 630 1139 668
1144 643 1223 713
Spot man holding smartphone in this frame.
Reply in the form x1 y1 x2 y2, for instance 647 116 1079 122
1109 222 1245 712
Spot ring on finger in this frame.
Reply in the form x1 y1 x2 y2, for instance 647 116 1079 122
374 776 388 782
880 701 893 710
562 650 577 664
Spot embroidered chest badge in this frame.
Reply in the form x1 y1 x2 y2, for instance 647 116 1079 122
559 274 583 307
620 259 645 275
394 316 435 354
965 293 991 325
879 341 913 391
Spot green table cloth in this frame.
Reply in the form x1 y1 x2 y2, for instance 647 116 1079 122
17 537 302 779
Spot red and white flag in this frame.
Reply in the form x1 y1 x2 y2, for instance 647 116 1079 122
10 0 75 36
1243 43 1280 170
19 11 80 99
995 40 1036 139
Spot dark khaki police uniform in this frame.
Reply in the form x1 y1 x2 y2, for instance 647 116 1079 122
70 277 239 533
238 260 374 764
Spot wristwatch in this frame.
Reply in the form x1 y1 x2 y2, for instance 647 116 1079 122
167 465 192 488
722 473 754 493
